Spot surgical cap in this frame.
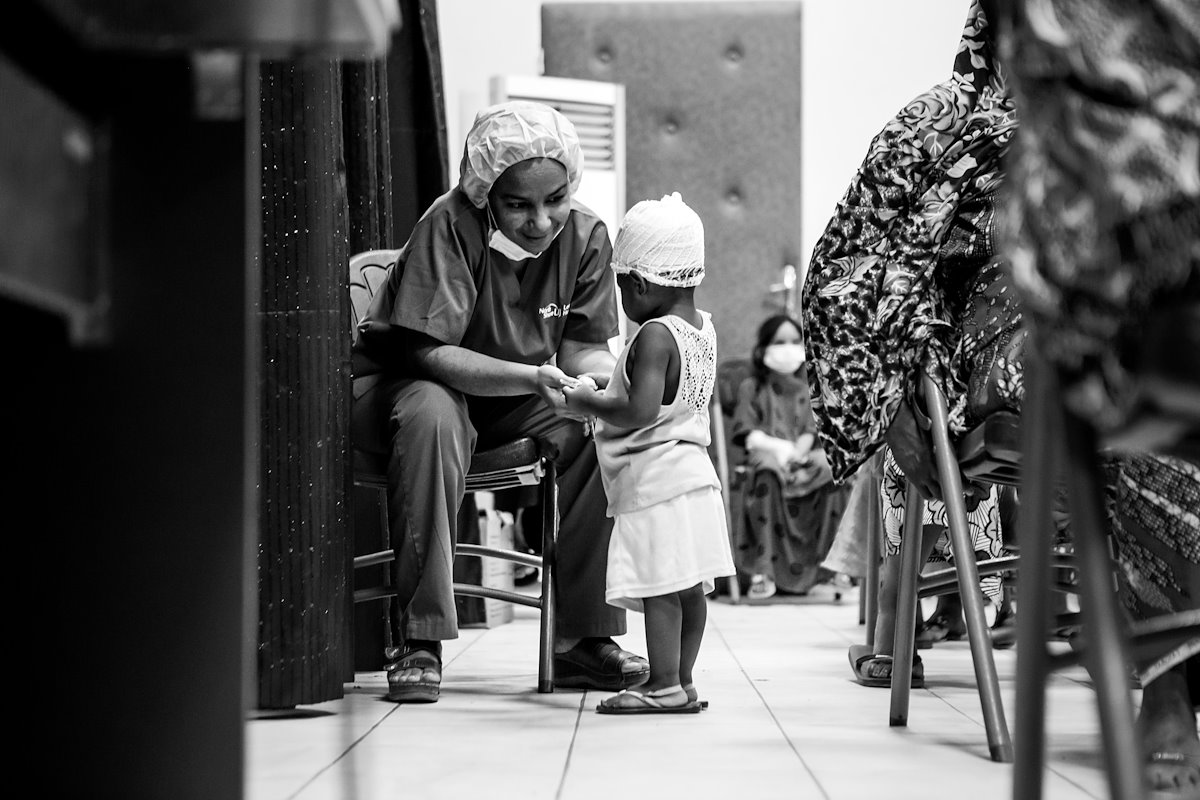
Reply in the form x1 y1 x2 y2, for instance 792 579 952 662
611 192 706 287
458 101 584 209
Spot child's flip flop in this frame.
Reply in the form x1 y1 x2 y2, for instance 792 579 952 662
596 687 703 715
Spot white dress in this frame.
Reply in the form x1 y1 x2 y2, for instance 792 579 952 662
593 313 736 612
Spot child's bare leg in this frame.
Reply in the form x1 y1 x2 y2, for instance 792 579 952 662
642 593 683 692
677 584 707 689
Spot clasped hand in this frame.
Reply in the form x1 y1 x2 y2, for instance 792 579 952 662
536 364 603 423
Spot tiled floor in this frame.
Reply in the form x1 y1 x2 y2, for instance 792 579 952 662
246 585 1124 800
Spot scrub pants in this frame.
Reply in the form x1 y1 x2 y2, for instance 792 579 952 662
352 375 626 642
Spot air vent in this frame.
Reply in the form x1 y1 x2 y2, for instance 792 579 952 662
505 95 616 170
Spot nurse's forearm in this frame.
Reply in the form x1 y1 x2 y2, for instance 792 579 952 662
416 344 538 396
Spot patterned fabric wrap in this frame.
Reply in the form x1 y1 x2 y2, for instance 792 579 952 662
997 0 1200 434
1106 453 1200 683
802 0 1016 482
881 450 1005 602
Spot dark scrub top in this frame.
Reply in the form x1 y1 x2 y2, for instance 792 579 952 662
353 188 618 379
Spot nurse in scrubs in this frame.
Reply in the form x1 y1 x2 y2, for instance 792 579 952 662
352 101 650 704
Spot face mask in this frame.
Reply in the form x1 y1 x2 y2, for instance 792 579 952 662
763 343 806 375
489 228 544 262
487 205 562 262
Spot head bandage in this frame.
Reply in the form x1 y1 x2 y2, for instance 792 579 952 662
611 192 706 287
458 101 583 209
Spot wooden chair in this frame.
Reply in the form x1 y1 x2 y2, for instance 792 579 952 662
347 249 558 693
710 357 755 603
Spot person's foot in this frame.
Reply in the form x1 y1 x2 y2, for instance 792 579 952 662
681 682 710 709
916 608 967 648
848 644 925 688
385 641 442 704
990 601 1017 650
747 574 776 601
552 637 649 691
595 684 702 715
1139 669 1200 794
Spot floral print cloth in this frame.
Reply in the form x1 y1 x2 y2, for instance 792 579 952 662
997 0 1200 435
802 0 1017 483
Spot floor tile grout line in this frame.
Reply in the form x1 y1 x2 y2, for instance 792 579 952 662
290 703 403 800
289 632 491 799
709 615 833 800
554 692 589 800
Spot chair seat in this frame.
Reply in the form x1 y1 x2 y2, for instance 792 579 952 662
958 410 1021 485
353 436 544 491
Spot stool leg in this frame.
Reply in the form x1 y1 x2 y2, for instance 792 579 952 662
922 373 1013 762
1013 350 1060 800
1063 413 1144 800
890 481 925 727
537 461 558 693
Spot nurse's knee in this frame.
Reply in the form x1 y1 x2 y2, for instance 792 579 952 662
388 380 472 449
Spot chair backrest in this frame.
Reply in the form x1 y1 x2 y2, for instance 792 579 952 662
348 249 403 343
716 357 753 419
714 357 753 469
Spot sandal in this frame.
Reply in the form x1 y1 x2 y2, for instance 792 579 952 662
553 638 650 691
1146 751 1200 794
747 574 777 601
595 685 703 715
385 646 442 704
682 682 710 710
848 644 925 688
916 612 967 648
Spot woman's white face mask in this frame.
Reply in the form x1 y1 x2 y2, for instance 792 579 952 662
763 343 806 375
486 158 571 262
488 225 547 262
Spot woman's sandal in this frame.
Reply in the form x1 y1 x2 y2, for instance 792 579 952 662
917 612 967 648
848 644 925 688
1146 750 1200 795
385 647 442 704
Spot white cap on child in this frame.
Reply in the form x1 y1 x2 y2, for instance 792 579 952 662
611 192 705 287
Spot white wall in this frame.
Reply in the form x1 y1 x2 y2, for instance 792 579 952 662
436 0 968 270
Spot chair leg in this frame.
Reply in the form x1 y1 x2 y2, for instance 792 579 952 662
1062 413 1144 800
1012 349 1060 800
376 486 401 656
921 373 1013 763
865 473 882 647
537 461 558 694
890 481 925 727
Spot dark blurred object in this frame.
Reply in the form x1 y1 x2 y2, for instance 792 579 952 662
39 0 399 56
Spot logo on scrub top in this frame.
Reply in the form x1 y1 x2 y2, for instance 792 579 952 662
538 302 571 320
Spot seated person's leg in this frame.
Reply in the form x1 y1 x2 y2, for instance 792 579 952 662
1112 454 1200 792
353 377 475 703
742 469 783 599
849 519 941 687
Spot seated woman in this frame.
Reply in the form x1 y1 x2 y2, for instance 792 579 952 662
803 0 1019 685
804 0 1200 792
730 313 850 599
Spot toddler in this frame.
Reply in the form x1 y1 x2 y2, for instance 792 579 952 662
564 192 735 714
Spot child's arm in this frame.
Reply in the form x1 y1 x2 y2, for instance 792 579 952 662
563 322 674 428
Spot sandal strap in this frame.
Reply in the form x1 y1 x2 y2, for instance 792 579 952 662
386 648 441 673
